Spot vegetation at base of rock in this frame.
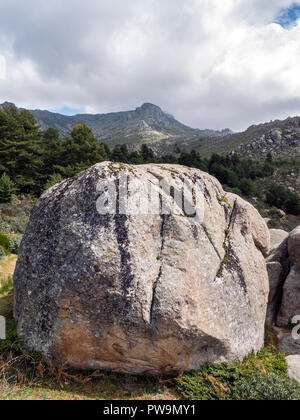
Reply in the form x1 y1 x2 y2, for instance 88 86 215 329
175 349 299 400
0 233 10 253
264 325 279 353
0 198 32 260
0 197 33 237
0 275 13 296
236 372 300 400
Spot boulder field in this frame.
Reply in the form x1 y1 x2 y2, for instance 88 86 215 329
14 162 270 374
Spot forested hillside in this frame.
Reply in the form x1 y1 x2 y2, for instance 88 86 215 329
0 105 299 230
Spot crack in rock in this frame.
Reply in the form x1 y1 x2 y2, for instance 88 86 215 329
150 214 167 325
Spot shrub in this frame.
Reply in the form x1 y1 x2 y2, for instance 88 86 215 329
0 245 6 258
285 195 300 216
8 237 20 254
266 184 300 216
236 372 300 400
0 275 13 296
269 207 284 218
175 349 290 400
176 363 238 400
0 232 10 253
239 178 256 196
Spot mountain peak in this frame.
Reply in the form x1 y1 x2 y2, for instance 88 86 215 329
135 103 163 114
0 101 16 108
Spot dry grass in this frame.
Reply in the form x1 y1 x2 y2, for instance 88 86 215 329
0 254 17 284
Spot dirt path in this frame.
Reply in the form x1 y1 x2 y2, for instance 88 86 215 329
0 254 17 283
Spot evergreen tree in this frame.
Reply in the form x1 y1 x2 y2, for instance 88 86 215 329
0 173 15 203
42 128 64 176
0 105 43 194
284 194 300 215
59 124 108 177
44 173 64 191
141 144 155 163
111 145 129 163
239 178 256 196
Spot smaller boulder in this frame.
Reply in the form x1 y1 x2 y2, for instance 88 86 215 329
266 262 284 324
279 334 300 356
277 265 300 327
286 355 300 383
269 229 289 255
289 226 300 265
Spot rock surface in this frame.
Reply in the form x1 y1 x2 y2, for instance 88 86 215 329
266 262 284 324
286 355 300 383
279 334 300 356
289 226 300 265
14 162 270 374
269 229 289 255
266 225 300 328
277 265 300 327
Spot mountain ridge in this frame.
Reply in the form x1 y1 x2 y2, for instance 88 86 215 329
0 101 231 147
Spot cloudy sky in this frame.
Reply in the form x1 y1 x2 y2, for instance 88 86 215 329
1 0 300 131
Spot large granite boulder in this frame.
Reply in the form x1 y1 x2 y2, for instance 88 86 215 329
14 162 270 374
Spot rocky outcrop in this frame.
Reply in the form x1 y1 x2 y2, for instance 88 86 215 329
14 162 270 374
233 119 300 159
267 226 300 327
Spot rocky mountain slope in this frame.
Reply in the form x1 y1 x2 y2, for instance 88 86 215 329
135 116 300 159
0 102 229 148
231 117 300 159
2 101 300 159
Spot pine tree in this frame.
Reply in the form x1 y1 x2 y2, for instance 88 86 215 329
44 173 64 191
0 105 44 194
42 128 64 176
59 124 109 177
0 173 15 203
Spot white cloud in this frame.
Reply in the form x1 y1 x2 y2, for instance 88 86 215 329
0 55 5 79
0 0 300 131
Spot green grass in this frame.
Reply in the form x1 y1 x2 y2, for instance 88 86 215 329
0 276 13 296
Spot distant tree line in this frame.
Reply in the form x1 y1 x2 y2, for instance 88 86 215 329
0 105 299 215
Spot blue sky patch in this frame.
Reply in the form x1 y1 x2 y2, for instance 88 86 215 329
275 2 300 28
52 106 85 116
